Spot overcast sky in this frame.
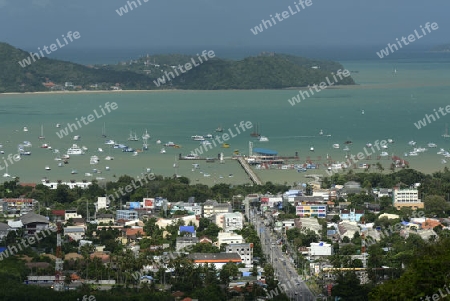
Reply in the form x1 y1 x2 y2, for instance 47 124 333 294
0 0 448 51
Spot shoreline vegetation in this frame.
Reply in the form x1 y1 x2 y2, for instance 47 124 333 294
0 42 355 93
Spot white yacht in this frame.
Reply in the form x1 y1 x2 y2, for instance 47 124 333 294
332 144 340 149
366 143 372 148
319 129 323 136
104 156 114 160
67 144 84 155
156 140 161 144
45 166 51 170
183 154 199 159
442 159 447 164
105 140 115 145
164 142 175 147
98 148 103 152
90 156 99 164
204 134 213 139
409 151 418 156
380 152 389 157
437 148 446 155
408 140 416 146
387 139 394 143
160 148 166 154
259 136 269 142
428 143 437 148
191 135 205 141
343 146 350 151
73 135 80 141
23 126 28 132
201 141 212 145
310 146 314 152
381 145 388 149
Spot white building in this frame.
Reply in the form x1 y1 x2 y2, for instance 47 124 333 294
42 181 91 189
97 197 108 211
216 232 244 247
226 243 253 267
216 212 243 232
392 188 423 210
308 242 333 257
65 209 82 220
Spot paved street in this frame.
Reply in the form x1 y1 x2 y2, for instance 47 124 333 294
252 210 315 301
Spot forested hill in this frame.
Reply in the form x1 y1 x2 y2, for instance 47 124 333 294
0 42 355 92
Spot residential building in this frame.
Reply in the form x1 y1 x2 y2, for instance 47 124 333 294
187 253 242 269
260 195 283 208
1 198 38 215
216 212 243 232
97 197 108 211
340 209 364 222
42 181 91 189
116 210 139 221
226 243 253 267
171 202 202 216
308 242 333 257
65 209 82 220
296 204 327 218
0 223 10 240
156 215 200 229
282 219 295 231
97 214 114 225
64 226 85 241
176 237 199 251
338 221 360 240
312 189 331 201
179 226 196 237
20 213 50 235
203 200 231 218
392 188 423 210
216 232 244 247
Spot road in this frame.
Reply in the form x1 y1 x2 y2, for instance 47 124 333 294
252 209 315 301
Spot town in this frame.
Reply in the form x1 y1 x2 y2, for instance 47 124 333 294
1 168 449 300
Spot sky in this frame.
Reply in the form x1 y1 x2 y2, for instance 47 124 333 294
0 0 449 53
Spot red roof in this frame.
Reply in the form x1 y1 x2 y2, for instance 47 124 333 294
52 210 65 216
3 198 34 203
126 228 146 237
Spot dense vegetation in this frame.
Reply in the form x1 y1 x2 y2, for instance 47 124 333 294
0 42 154 93
0 42 355 92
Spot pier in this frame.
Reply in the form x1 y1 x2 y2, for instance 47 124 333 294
236 157 262 185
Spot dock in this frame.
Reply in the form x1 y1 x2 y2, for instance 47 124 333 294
236 157 262 185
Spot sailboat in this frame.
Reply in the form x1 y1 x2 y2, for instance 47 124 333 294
443 124 450 138
128 130 139 141
3 165 10 178
142 129 150 140
101 123 107 138
215 125 223 132
38 125 45 140
250 123 260 137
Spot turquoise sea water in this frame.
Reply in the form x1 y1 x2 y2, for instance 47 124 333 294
1 57 450 185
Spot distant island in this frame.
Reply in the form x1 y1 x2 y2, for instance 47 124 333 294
430 44 450 52
0 42 355 93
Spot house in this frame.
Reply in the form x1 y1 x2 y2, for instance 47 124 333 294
124 228 146 243
20 213 50 235
187 253 242 269
65 209 82 220
338 221 360 240
0 223 10 240
392 188 423 210
64 226 86 241
156 215 199 229
199 236 212 244
171 202 203 216
97 214 114 225
179 226 196 237
176 237 199 251
216 232 244 248
226 243 253 267
340 209 364 222
282 219 295 231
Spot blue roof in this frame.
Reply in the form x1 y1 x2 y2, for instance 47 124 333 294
253 148 278 155
0 247 6 254
179 226 195 233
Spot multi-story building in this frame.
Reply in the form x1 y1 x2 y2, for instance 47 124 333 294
171 202 202 216
203 200 231 218
64 226 86 241
216 212 243 232
216 232 244 247
65 209 82 220
176 237 199 251
392 188 423 210
1 198 38 215
296 204 327 218
226 243 253 267
116 210 139 221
